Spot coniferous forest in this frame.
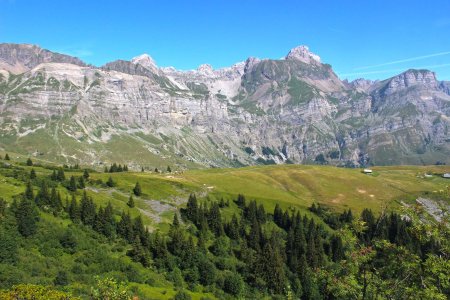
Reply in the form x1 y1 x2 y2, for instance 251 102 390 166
0 159 449 299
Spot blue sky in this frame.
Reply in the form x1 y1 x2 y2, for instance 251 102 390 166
1 0 450 81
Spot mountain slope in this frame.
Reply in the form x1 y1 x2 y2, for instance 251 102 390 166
1 43 449 168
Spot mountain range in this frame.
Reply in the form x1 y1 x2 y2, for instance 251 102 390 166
1 43 449 169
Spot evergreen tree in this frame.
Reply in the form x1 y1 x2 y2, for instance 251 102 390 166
330 235 344 262
83 169 90 179
236 194 246 207
57 168 65 181
185 194 198 223
68 176 77 192
26 158 33 166
68 195 80 222
15 196 40 237
50 170 57 181
80 191 96 226
24 181 34 200
30 169 36 180
35 181 50 207
106 176 115 187
4 153 10 160
127 195 135 208
167 165 172 173
77 176 85 189
117 211 134 242
274 203 283 226
208 202 223 236
133 181 142 196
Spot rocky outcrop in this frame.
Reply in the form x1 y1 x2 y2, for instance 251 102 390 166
0 43 85 74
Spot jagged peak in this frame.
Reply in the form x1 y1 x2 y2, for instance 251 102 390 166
196 64 214 76
131 53 157 71
285 45 321 64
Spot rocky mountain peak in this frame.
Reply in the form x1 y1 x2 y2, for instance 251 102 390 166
244 57 261 73
383 69 438 94
0 43 86 74
131 53 158 72
196 64 214 76
285 45 321 64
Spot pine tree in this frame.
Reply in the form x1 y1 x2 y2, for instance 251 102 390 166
30 169 36 180
26 158 33 166
330 235 344 262
117 211 134 242
68 195 80 222
127 195 135 208
185 194 198 223
50 170 57 181
80 191 96 226
78 176 85 189
24 181 34 200
57 168 65 181
167 165 172 173
236 194 246 207
15 196 40 237
274 203 283 226
133 181 142 196
67 176 77 192
35 181 50 207
106 176 115 187
4 153 10 160
83 169 90 179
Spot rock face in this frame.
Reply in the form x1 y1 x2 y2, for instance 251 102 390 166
0 43 85 74
0 43 449 168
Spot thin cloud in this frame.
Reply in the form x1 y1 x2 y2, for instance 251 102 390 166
54 47 93 58
354 51 450 71
338 63 450 77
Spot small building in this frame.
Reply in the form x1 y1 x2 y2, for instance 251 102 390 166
363 169 373 174
443 173 450 179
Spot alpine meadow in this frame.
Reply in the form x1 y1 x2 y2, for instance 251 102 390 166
0 1 450 299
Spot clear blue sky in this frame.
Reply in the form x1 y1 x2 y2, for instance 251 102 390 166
1 0 450 81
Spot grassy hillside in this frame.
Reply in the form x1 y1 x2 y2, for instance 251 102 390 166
0 154 449 299
1 152 449 230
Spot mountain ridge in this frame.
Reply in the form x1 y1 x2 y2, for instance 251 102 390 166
0 43 449 169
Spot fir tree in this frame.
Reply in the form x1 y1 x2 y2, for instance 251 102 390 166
78 176 85 189
127 195 135 208
167 165 172 173
274 203 283 226
15 196 40 237
30 169 36 180
50 170 57 181
83 169 90 180
24 181 34 200
133 181 142 196
68 195 80 222
80 191 96 226
57 168 65 181
4 153 10 160
26 158 33 166
67 176 77 192
117 211 134 242
35 181 50 207
185 194 198 223
106 176 115 187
